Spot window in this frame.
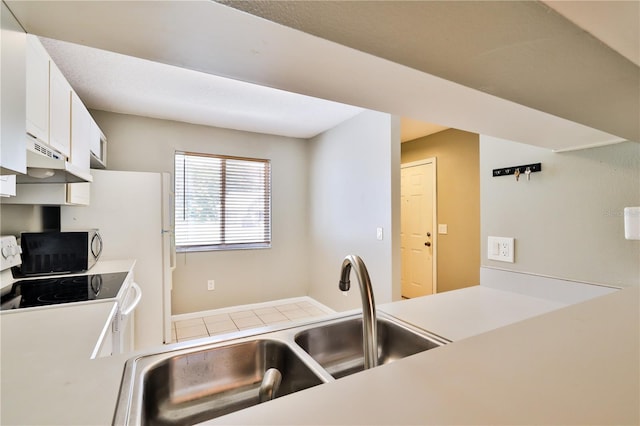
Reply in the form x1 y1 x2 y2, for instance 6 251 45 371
174 151 271 251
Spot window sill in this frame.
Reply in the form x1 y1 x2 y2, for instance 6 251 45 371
176 243 271 253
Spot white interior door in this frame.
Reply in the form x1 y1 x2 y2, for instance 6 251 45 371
401 159 436 298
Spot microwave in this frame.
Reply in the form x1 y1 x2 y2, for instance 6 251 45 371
16 230 103 276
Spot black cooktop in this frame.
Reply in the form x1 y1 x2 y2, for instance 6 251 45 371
0 272 129 310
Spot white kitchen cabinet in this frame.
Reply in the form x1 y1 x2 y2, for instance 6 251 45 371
0 176 17 197
67 92 92 205
25 34 50 145
25 35 76 161
89 120 107 169
8 181 91 206
1 2 26 177
8 92 92 205
8 34 102 205
70 92 91 171
49 61 72 158
66 182 90 205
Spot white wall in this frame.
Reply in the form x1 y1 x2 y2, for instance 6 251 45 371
307 110 401 311
92 111 310 314
480 135 640 288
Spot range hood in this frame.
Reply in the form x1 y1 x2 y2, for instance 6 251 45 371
17 139 93 184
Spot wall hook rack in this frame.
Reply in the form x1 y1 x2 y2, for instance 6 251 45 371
492 163 542 178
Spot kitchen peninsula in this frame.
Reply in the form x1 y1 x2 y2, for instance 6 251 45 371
1 281 637 425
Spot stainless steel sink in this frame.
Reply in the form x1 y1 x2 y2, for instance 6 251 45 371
115 338 326 426
113 313 447 425
294 315 447 378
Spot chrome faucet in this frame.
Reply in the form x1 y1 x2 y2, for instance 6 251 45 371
258 368 282 403
339 255 378 369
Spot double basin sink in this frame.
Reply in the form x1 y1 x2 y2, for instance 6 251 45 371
114 312 448 425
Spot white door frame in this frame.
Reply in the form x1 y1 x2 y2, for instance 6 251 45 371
401 157 438 294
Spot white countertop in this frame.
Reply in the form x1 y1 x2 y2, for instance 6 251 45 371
0 259 136 425
1 278 637 425
0 302 128 424
379 285 567 341
208 287 639 425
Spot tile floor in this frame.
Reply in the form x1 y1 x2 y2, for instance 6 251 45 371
171 299 333 343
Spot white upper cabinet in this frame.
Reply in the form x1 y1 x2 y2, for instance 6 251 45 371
70 92 91 171
89 119 101 159
48 61 72 158
25 34 49 145
68 92 92 205
88 119 107 168
1 2 26 177
25 34 75 160
8 34 106 206
0 176 17 198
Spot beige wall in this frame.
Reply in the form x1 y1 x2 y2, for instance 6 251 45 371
401 129 480 293
98 109 401 314
0 205 41 235
480 136 640 288
91 110 310 314
307 111 401 310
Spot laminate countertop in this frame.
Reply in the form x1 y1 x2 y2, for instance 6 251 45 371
1 280 637 425
209 287 639 425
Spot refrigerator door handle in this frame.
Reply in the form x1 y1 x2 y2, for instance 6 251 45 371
161 228 176 271
170 231 176 271
169 187 176 271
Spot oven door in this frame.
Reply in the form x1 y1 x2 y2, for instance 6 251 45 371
114 282 142 354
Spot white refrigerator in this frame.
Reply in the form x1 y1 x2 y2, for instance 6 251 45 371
61 169 175 351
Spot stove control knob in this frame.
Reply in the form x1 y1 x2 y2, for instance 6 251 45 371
0 236 21 271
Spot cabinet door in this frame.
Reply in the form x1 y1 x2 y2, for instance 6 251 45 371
89 118 101 158
0 176 16 197
1 2 26 175
49 61 71 157
25 35 49 144
67 182 90 205
89 120 107 168
70 92 90 171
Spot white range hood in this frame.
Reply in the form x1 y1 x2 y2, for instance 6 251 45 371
16 140 93 184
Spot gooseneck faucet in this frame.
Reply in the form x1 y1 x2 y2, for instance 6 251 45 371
339 255 378 369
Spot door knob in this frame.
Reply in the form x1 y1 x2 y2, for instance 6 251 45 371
424 242 431 247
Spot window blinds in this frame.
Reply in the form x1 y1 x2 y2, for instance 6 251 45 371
175 151 271 250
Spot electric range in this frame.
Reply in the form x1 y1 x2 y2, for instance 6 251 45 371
0 272 129 311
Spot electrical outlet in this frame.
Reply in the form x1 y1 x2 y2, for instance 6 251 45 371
207 280 215 291
487 236 514 263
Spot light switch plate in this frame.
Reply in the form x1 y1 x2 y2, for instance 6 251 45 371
487 236 514 263
624 207 640 240
438 224 448 234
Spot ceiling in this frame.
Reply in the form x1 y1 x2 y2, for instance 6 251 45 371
221 0 639 143
39 36 446 142
38 37 364 139
542 0 639 67
400 119 449 143
6 1 638 150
